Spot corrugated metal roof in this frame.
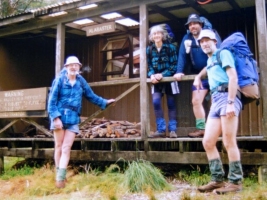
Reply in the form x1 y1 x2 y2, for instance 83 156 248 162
0 0 82 19
0 11 33 20
31 0 81 16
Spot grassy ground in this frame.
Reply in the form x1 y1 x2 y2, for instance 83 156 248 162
0 157 267 200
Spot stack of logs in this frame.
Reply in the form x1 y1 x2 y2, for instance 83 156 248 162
77 118 141 138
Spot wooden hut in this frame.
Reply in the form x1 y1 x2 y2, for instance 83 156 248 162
0 0 266 175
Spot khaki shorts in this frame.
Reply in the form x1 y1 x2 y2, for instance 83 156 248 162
208 92 242 119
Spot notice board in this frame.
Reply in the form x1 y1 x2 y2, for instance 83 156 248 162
0 87 48 118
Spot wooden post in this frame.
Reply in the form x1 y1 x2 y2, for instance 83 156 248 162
139 4 150 142
258 165 267 183
0 156 3 174
255 0 267 137
55 23 65 77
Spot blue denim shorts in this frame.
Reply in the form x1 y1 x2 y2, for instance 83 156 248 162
208 92 242 119
192 79 209 91
50 122 80 135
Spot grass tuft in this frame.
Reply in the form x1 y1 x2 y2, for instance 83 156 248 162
176 165 210 186
0 165 34 180
124 159 171 193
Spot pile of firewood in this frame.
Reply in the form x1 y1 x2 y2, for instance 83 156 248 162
6 118 141 138
77 118 141 138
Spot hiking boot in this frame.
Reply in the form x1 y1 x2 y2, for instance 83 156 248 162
169 131 178 138
214 182 242 194
56 180 66 188
198 181 225 193
188 129 205 138
148 131 166 138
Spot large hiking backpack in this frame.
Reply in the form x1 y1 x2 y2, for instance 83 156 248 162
215 32 260 105
186 16 221 66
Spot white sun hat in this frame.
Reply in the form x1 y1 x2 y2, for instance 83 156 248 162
64 56 82 67
197 29 217 42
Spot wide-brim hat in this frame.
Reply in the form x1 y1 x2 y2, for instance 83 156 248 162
197 29 217 42
64 56 82 67
185 13 203 27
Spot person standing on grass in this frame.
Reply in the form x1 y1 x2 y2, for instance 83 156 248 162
194 29 243 194
48 56 115 188
147 24 179 138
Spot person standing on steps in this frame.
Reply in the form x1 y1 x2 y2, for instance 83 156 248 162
195 29 243 194
173 13 221 138
147 24 179 138
48 56 115 188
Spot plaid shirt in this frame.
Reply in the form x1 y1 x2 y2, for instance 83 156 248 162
147 43 177 77
48 72 107 125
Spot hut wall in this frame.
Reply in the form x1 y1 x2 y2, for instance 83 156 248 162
0 37 55 90
0 7 262 136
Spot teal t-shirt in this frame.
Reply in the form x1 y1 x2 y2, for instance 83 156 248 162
206 49 235 91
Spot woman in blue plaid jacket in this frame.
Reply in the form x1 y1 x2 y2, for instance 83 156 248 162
147 24 179 138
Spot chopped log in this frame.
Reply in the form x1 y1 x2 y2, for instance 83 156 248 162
125 129 137 135
98 128 107 137
92 122 109 132
90 132 99 138
115 129 125 138
107 125 115 135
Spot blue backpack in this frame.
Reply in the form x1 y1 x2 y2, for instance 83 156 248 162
215 32 260 105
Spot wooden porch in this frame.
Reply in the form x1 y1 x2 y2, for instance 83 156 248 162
0 0 266 176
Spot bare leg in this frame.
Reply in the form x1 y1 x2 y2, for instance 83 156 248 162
59 130 76 168
202 117 221 160
192 89 208 119
53 129 65 168
221 116 240 161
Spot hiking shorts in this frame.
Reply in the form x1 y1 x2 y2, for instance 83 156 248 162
50 123 80 135
208 92 242 119
192 79 209 91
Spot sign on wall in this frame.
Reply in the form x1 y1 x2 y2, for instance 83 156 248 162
0 87 48 118
83 22 116 36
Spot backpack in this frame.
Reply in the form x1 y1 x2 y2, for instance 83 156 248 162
148 23 177 57
186 16 221 66
214 32 260 105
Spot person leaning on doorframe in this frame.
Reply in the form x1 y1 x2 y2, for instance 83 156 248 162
47 56 115 188
147 24 179 138
173 14 220 138
194 29 243 194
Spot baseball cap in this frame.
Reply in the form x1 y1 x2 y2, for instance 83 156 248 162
185 14 203 27
197 29 217 42
64 56 82 67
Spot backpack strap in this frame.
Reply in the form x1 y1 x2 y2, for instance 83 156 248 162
212 49 222 67
186 33 201 67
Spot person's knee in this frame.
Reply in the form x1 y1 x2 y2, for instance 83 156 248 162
55 143 62 150
223 139 237 150
61 145 72 154
192 96 202 106
202 139 214 150
153 98 161 109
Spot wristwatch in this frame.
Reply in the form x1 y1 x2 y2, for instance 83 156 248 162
227 100 234 104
